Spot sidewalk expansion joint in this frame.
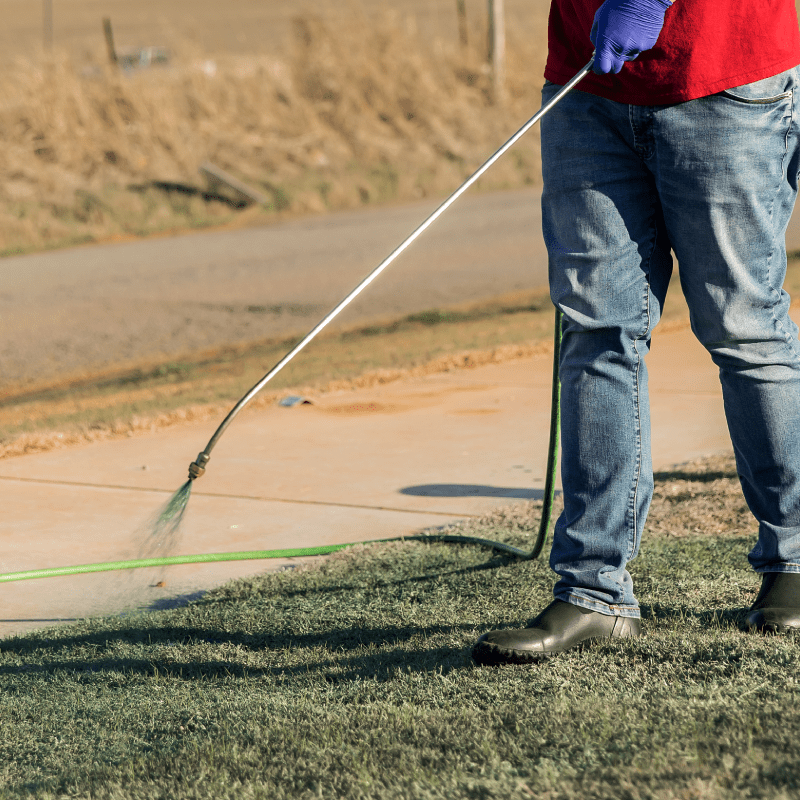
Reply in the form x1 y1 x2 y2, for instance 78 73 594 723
0 474 480 518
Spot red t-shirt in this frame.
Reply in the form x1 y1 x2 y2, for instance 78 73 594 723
545 0 800 104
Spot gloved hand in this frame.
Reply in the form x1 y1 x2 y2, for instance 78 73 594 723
591 0 673 75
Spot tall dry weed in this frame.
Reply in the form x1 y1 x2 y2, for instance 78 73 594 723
0 8 549 253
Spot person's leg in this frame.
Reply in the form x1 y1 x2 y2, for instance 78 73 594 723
651 69 800 619
473 84 672 666
542 84 674 618
473 67 800 667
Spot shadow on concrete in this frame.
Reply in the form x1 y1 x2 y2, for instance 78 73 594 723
140 591 208 612
400 484 556 500
0 620 481 680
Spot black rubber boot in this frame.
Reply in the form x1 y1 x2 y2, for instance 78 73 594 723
471 599 641 666
745 572 800 633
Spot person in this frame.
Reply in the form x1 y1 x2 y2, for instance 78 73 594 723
472 0 800 666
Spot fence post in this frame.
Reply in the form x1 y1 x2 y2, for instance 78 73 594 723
103 17 118 65
487 0 506 100
43 0 53 51
456 0 468 48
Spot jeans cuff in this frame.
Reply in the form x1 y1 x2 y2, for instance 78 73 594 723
755 564 800 574
556 591 641 619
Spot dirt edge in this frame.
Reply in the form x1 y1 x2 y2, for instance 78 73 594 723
0 339 555 461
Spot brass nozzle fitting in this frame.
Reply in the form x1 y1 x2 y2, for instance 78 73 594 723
188 452 210 480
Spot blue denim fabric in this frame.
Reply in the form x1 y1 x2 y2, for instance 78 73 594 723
540 66 800 617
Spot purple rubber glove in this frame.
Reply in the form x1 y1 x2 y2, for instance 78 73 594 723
591 0 673 75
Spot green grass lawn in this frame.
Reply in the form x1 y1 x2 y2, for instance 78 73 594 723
1 454 798 799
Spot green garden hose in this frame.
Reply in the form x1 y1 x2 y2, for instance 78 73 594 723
0 535 534 584
528 305 562 560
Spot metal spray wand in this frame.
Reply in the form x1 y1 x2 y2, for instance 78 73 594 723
188 56 594 482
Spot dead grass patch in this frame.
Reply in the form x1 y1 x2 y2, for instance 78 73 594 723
647 453 754 538
0 7 549 254
446 451 753 543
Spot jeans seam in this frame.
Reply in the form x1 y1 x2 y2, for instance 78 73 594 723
771 86 798 347
783 86 794 182
630 309 644 563
627 221 656 568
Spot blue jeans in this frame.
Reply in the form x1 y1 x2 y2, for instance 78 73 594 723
540 66 800 618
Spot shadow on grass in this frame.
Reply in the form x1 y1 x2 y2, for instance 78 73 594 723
0 605 768 683
0 556 534 678
128 180 250 210
641 602 749 630
652 468 737 483
3 600 772 684
0 622 475 682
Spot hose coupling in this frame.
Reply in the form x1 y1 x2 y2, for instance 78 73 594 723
188 452 210 480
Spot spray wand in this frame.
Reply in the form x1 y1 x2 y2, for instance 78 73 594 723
183 60 595 558
188 57 591 489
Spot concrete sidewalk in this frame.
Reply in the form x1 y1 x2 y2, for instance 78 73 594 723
0 317 741 640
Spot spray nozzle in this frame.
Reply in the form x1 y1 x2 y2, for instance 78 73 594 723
188 452 210 480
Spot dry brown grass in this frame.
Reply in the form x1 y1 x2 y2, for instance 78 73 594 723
0 7 549 254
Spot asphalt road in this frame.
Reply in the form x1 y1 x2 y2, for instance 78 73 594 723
3 184 800 393
0 187 551 390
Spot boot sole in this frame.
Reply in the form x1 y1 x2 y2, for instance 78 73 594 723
472 636 604 666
